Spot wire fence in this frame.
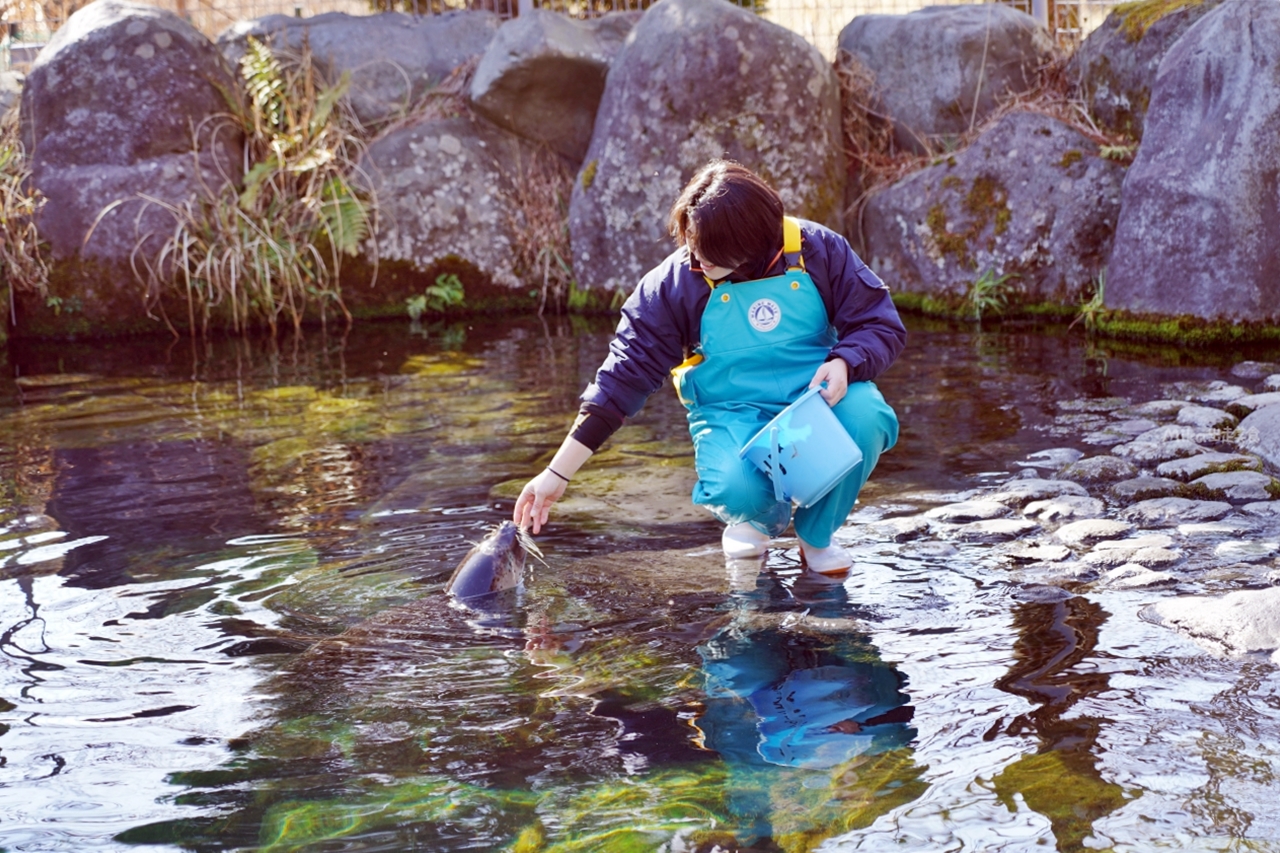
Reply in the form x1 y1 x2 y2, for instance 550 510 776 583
3 0 1122 72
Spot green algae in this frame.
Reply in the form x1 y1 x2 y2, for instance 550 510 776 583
925 175 1013 268
993 750 1131 851
580 159 598 191
891 293 1280 348
1114 0 1207 41
256 776 541 852
1095 311 1280 347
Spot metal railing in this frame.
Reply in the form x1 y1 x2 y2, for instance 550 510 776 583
3 0 1121 73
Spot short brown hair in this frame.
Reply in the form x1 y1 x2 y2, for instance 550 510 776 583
668 160 784 273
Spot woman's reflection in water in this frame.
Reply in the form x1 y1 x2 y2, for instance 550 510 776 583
695 570 916 769
695 567 918 846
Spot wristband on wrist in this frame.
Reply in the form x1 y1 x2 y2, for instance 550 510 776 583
546 467 571 483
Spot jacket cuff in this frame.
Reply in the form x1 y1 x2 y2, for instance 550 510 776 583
570 404 625 452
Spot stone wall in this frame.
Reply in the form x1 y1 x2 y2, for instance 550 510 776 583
5 0 1276 338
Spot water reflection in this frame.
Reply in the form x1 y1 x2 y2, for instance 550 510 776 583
3 318 1280 850
990 592 1130 852
693 570 922 848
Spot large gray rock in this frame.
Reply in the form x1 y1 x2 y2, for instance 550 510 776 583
1068 0 1224 140
569 0 844 294
356 112 531 291
862 111 1125 305
469 9 637 164
16 0 242 335
219 11 500 126
837 4 1055 154
1105 0 1280 322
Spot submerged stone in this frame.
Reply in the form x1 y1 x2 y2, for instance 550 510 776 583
1057 455 1138 484
1119 498 1232 527
925 500 1010 523
1101 564 1177 590
1083 542 1182 570
1176 405 1238 431
1156 452 1262 481
1054 518 1134 548
1081 428 1136 447
1213 540 1279 563
872 516 932 543
954 518 1039 543
1059 397 1131 414
1133 424 1216 445
1110 476 1184 503
1122 399 1191 420
1149 586 1280 662
1015 447 1085 472
1224 391 1280 419
988 479 1089 509
1106 418 1161 436
1232 361 1280 380
1177 519 1257 538
1188 471 1277 504
1112 439 1210 465
1022 495 1105 522
1236 403 1280 470
1241 501 1280 518
1163 381 1251 406
1000 541 1072 564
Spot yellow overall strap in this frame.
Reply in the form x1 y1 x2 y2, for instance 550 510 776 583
782 215 805 272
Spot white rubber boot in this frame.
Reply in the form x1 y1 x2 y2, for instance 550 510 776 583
800 540 852 575
722 522 771 558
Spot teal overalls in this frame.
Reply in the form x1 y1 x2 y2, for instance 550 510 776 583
672 218 899 548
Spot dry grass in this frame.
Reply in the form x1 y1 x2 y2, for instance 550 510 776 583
837 47 1132 243
0 103 49 314
504 145 575 315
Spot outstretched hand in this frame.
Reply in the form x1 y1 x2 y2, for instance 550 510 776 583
809 358 849 406
513 469 568 535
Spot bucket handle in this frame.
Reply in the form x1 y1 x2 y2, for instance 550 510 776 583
768 425 784 503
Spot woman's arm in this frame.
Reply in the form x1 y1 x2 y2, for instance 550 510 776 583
513 436 594 534
512 253 702 534
806 223 907 383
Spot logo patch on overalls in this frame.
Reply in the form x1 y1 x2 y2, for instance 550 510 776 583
748 298 782 332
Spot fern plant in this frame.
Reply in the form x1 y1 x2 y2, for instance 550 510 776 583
134 36 374 336
406 273 465 321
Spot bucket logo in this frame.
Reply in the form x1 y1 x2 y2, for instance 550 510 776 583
748 298 782 332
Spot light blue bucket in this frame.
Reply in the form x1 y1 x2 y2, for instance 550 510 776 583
738 386 864 508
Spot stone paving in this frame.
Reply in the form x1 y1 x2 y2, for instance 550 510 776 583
847 370 1280 665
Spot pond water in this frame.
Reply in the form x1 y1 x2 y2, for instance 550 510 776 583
1 317 1278 853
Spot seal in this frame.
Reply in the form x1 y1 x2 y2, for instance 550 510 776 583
444 521 541 601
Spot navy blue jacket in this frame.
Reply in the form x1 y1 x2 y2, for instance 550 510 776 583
580 219 907 422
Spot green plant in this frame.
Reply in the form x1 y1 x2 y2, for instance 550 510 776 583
966 269 1014 321
0 104 49 303
406 272 464 321
131 36 374 336
1100 143 1138 163
1071 269 1107 332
